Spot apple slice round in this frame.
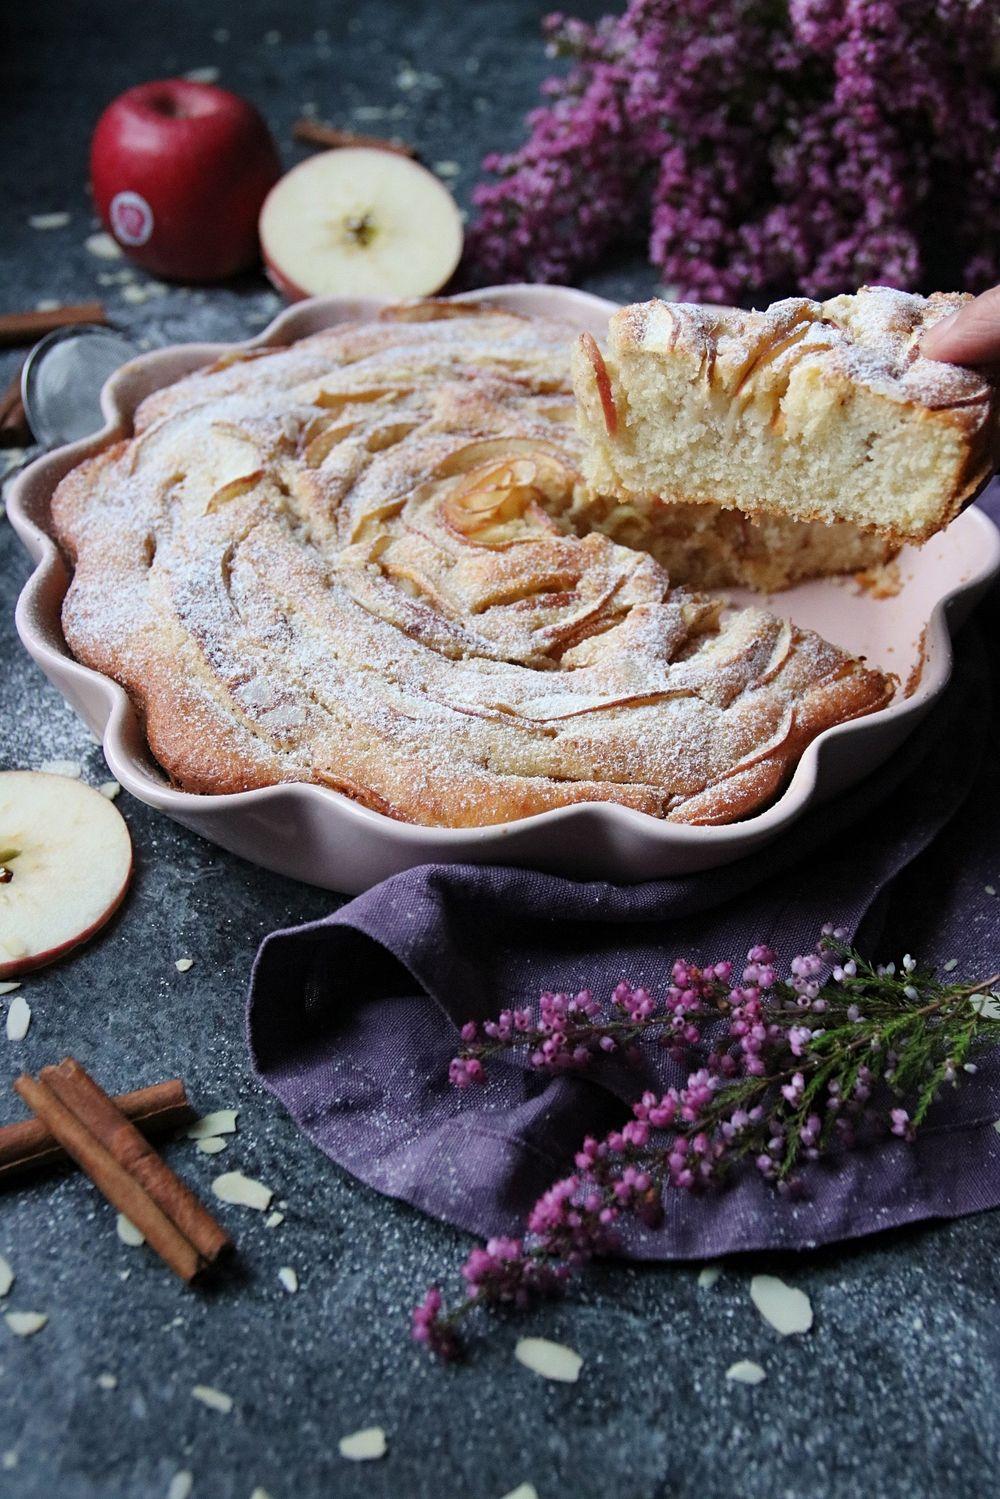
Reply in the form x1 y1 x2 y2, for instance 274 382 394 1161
0 772 133 977
259 148 464 302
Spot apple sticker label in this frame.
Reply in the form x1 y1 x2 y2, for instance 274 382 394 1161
109 190 154 246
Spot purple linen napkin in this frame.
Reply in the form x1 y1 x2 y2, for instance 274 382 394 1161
248 492 1000 1258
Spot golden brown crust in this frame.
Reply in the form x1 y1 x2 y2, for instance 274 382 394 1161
51 302 893 828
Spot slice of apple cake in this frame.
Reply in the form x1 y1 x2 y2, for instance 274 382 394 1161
573 286 1000 548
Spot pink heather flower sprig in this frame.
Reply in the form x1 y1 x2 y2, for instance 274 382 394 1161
414 933 1000 1360
464 0 1000 302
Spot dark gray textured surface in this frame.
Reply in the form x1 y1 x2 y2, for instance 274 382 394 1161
1 4 998 1497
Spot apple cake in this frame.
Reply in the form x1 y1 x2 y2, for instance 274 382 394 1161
51 301 893 828
573 286 1000 550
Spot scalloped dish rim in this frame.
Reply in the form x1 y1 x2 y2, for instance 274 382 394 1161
7 283 1000 891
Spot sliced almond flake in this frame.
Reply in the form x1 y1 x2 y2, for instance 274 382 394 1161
185 1109 237 1139
211 1170 273 1211
249 1490 273 1499
197 1136 227 1155
36 298 61 312
6 996 31 1042
986 885 997 897
192 1383 233 1414
99 780 121 800
167 1470 193 1499
174 957 194 973
116 1213 145 1247
750 1274 813 1336
28 212 70 230
264 1211 284 1229
85 231 122 260
37 758 81 777
0 1254 13 1297
500 1486 539 1499
0 982 21 995
943 958 958 972
726 1359 766 1385
96 1372 117 1390
338 1427 387 1462
697 1266 721 1289
183 66 220 83
972 993 1000 1020
514 1337 583 1383
277 1266 298 1294
5 1311 47 1337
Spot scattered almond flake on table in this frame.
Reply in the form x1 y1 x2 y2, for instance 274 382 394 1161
264 1211 284 1229
971 992 1000 1020
0 982 20 996
185 1109 237 1139
211 1171 273 1211
196 1136 227 1155
28 212 70 230
0 1254 13 1297
943 958 959 972
98 781 121 800
37 758 81 777
750 1274 814 1336
167 1469 194 1499
116 1213 145 1247
85 231 122 260
514 1337 583 1383
986 885 997 897
698 1266 721 1289
96 1372 117 1390
184 66 220 83
726 1359 766 1385
5 1311 47 1337
500 1486 539 1499
192 1384 233 1414
174 958 194 973
249 1490 273 1499
338 1427 387 1462
278 1266 298 1294
36 298 61 312
6 995 31 1042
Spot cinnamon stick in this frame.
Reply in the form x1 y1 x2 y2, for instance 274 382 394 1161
292 117 417 159
0 1077 194 1185
0 364 29 447
13 1073 204 1282
0 301 108 348
40 1059 231 1267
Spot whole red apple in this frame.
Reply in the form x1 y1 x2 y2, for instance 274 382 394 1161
90 79 281 281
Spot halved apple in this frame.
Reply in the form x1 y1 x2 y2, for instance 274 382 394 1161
0 772 133 977
259 148 464 302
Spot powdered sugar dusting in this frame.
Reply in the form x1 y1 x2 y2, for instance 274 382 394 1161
50 304 891 828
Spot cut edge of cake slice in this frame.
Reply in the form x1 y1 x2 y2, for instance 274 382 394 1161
572 287 1000 548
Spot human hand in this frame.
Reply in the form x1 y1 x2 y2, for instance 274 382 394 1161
921 284 1000 365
